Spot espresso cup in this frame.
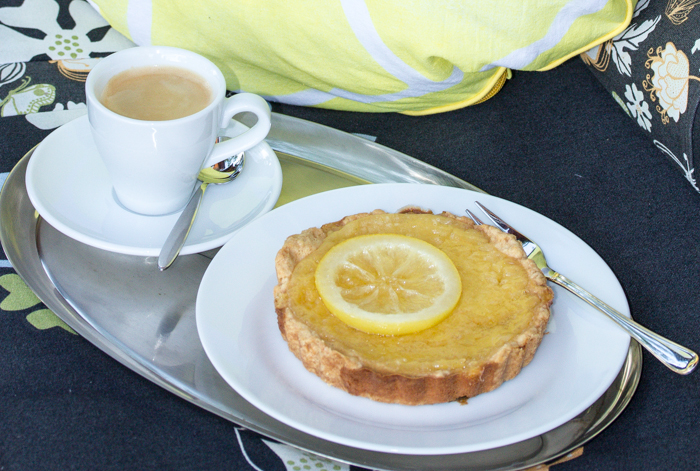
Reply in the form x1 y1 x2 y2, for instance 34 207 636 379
86 46 271 215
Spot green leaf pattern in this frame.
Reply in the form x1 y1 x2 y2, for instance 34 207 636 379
0 273 76 334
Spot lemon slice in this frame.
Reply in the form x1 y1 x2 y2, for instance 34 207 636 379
314 234 462 335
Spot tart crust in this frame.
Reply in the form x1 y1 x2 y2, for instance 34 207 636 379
273 208 553 405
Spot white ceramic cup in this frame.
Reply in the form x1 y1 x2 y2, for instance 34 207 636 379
85 46 271 216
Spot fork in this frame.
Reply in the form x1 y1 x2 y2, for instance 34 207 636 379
466 201 698 375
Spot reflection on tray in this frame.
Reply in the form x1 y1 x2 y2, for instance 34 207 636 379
276 152 369 207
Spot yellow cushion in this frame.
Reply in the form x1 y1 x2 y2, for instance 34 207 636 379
92 0 636 114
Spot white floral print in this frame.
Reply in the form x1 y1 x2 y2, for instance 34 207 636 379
692 37 700 54
612 91 631 116
234 427 349 471
262 439 349 471
0 62 26 88
609 16 660 76
643 42 700 124
25 101 86 129
0 79 55 116
634 0 650 17
0 0 133 64
624 83 652 131
580 0 658 76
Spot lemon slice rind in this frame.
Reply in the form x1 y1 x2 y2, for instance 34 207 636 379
315 234 462 335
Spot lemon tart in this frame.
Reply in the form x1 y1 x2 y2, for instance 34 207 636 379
273 208 553 405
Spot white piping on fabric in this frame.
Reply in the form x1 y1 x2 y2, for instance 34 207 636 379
85 0 101 14
480 0 608 71
262 88 333 107
265 0 464 106
127 0 152 46
340 0 463 92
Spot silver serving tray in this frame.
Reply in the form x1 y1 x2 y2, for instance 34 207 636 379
0 113 641 471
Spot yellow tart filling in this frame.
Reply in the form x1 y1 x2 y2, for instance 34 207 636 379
284 212 550 377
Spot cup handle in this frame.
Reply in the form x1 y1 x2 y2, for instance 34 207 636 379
201 92 271 168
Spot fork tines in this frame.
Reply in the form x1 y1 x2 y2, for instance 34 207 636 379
472 201 527 239
464 209 484 225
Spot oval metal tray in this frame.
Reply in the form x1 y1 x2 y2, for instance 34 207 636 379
0 113 641 471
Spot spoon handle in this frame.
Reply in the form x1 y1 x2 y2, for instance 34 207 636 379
158 182 208 271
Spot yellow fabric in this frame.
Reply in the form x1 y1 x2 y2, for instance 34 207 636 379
92 0 636 114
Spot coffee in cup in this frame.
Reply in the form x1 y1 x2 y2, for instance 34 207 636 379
100 66 214 121
86 46 271 216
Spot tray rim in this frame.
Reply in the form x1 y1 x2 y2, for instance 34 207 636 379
0 113 642 471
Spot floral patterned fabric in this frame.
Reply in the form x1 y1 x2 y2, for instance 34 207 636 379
581 0 700 192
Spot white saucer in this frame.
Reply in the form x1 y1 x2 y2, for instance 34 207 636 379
25 115 282 257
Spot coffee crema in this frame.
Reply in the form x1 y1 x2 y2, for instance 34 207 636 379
100 66 213 121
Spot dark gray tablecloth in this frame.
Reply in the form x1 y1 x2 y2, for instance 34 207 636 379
1 1 699 470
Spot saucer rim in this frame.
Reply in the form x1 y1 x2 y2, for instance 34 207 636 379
25 114 283 257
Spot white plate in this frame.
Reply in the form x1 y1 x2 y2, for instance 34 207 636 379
196 184 631 455
25 115 282 256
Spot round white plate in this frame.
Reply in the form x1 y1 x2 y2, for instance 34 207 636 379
196 184 631 455
25 115 282 256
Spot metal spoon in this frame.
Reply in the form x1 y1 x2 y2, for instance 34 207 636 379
157 151 245 271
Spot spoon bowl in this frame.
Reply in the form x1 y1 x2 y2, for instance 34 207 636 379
157 151 245 271
201 151 245 183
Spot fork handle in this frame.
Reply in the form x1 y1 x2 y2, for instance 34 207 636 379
544 268 698 375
